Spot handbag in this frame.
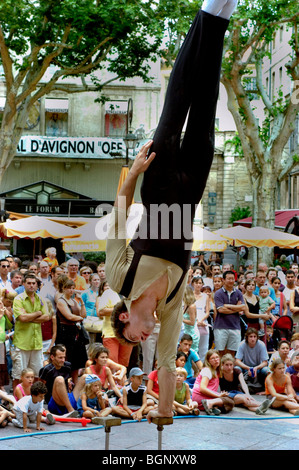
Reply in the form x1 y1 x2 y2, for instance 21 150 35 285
83 316 103 333
77 323 90 345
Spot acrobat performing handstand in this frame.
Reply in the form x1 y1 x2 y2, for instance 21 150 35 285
105 0 238 423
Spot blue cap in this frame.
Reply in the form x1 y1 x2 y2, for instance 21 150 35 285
85 374 100 385
129 367 144 378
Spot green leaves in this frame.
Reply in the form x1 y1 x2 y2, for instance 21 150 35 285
0 0 165 77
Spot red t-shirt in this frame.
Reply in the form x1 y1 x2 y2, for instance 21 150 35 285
148 370 159 394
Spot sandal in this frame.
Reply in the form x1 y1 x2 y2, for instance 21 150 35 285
201 400 213 415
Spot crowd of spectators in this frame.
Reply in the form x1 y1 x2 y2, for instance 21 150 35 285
0 249 299 430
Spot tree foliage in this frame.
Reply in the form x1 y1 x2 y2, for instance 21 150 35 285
0 0 164 182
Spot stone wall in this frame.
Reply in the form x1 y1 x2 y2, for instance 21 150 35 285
201 132 253 230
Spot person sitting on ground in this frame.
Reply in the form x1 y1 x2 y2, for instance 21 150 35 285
290 333 299 357
286 351 299 395
13 367 56 425
12 381 54 433
85 342 127 388
39 344 86 417
85 346 123 402
0 389 16 428
219 353 274 415
173 367 199 416
76 374 113 422
192 349 235 415
235 328 270 394
266 325 276 357
146 360 159 406
176 351 188 368
269 340 292 370
265 358 299 415
112 368 155 421
177 334 202 388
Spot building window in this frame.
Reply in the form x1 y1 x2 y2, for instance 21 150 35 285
243 77 258 100
104 101 127 137
289 115 299 154
45 99 68 136
272 71 276 101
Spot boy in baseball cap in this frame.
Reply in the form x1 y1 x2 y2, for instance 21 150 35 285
113 367 155 421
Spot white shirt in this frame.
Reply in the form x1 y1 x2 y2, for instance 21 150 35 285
13 395 44 416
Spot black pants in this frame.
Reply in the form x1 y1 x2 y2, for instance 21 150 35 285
130 10 229 273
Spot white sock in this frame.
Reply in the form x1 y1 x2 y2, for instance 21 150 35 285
217 0 238 19
201 0 228 16
202 0 238 19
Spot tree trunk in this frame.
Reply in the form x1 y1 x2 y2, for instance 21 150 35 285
254 161 277 267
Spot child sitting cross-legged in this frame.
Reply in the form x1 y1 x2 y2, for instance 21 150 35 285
112 368 155 422
173 367 199 416
76 374 113 423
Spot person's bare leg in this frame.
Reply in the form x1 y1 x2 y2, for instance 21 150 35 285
51 376 74 412
147 367 175 422
72 374 87 401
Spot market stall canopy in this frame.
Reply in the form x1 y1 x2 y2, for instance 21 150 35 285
215 225 299 248
63 204 228 253
192 226 227 251
62 203 143 252
233 210 299 230
0 216 80 239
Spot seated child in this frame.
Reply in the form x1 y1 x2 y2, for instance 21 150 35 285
112 368 155 422
14 367 55 425
0 389 16 428
176 351 188 369
14 367 35 401
173 367 199 416
12 381 54 433
76 374 112 422
290 333 299 357
146 360 159 405
286 351 299 395
258 287 276 336
265 358 299 415
266 325 276 357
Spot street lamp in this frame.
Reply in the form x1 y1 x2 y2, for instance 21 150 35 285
123 128 139 165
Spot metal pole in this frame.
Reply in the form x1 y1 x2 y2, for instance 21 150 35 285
105 427 111 450
157 425 163 450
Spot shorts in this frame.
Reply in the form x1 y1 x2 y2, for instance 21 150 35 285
213 328 241 352
227 391 243 399
10 347 44 380
47 392 77 416
13 410 38 428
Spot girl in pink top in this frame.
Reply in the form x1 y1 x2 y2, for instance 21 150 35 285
192 349 234 415
85 346 122 401
14 368 34 401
